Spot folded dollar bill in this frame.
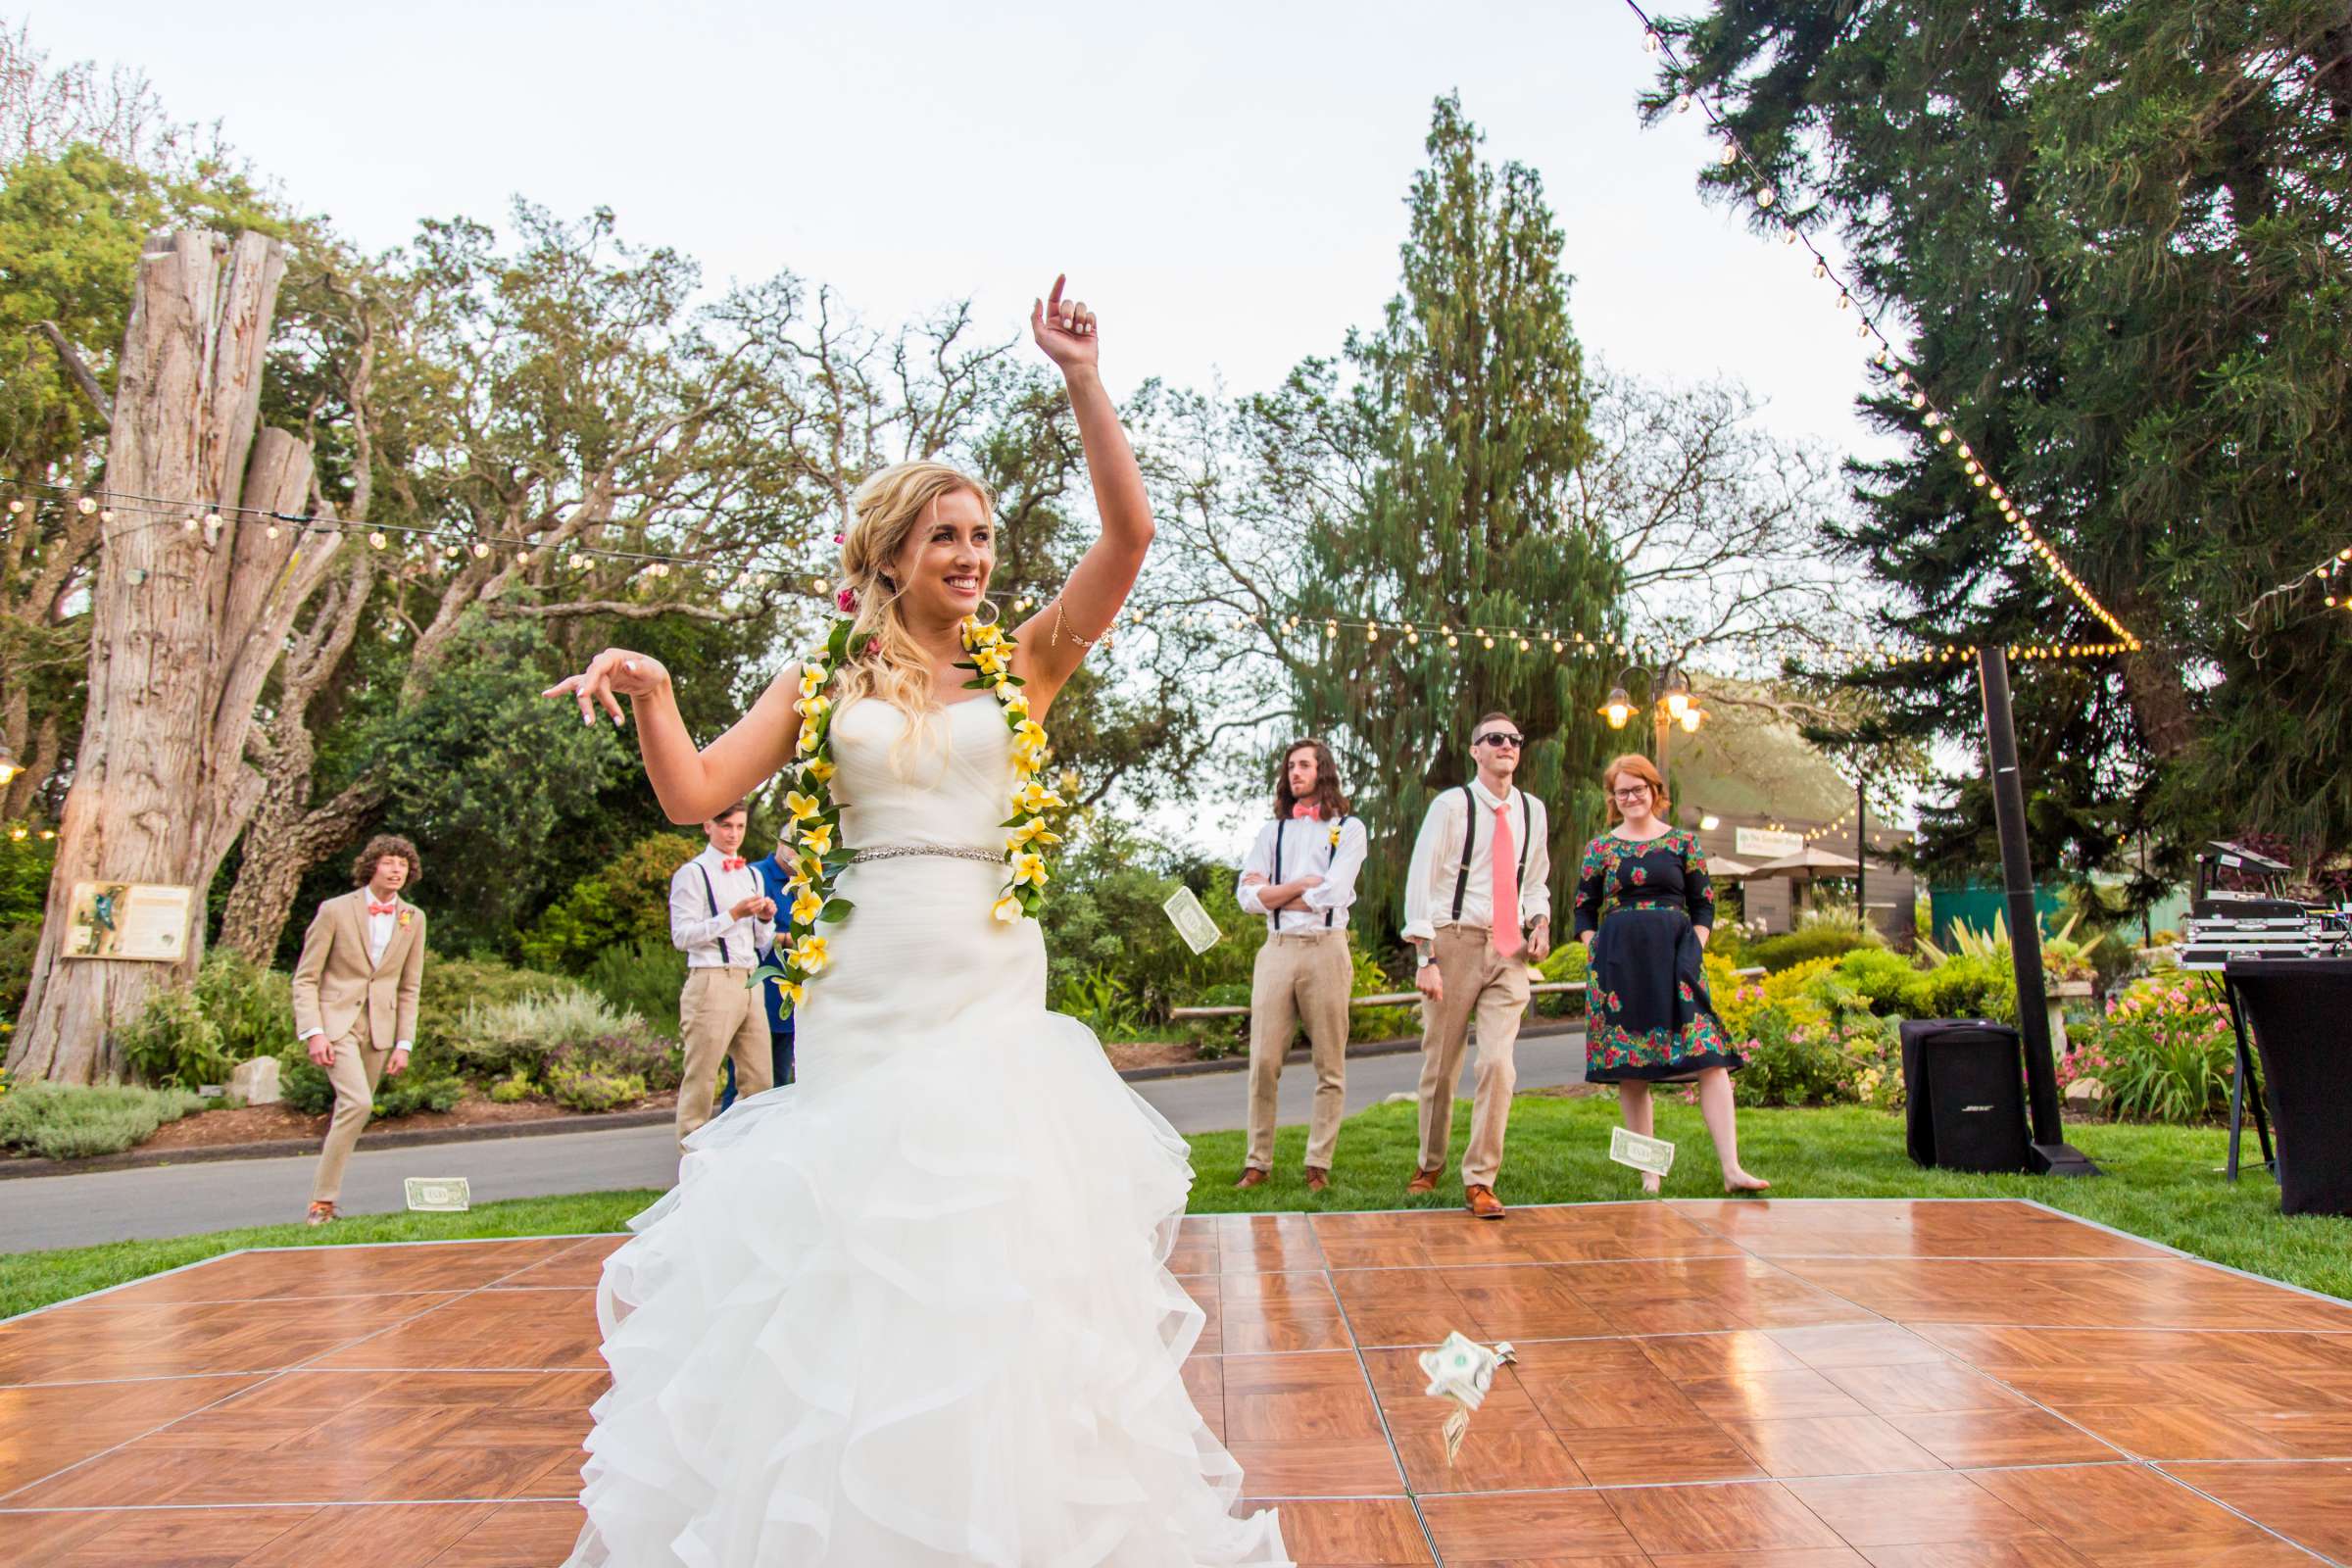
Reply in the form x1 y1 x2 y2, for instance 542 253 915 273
1609 1126 1677 1178
1162 887 1221 956
1419 1331 1517 1463
404 1176 471 1212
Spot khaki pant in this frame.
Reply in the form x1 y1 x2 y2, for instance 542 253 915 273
677 967 775 1148
310 1030 392 1203
1245 929 1352 1171
1415 924 1532 1189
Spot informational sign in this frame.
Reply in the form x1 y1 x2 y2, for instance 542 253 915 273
63 881 193 961
1735 827 1803 859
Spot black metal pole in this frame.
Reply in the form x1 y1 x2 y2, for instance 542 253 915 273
1977 646 2097 1176
1856 775 1867 924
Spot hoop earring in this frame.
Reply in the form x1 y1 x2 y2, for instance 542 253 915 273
971 598 1002 628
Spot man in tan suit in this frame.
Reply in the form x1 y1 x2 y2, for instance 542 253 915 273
292 834 427 1224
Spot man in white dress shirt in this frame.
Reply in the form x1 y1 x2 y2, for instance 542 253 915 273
669 801 777 1148
1234 739 1369 1194
292 835 428 1225
1400 711 1553 1219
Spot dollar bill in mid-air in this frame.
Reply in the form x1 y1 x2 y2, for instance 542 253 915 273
1161 887 1222 956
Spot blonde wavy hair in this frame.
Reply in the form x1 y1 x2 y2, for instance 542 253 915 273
828 462 998 769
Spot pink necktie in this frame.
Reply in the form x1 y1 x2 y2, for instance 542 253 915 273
1489 802 1522 958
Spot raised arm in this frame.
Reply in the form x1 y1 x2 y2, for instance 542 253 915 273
545 653 805 826
1011 275 1151 714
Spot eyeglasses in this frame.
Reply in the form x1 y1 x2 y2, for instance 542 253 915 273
1475 732 1523 749
1610 785 1654 803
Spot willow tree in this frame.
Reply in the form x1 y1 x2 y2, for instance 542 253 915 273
1288 95 1622 927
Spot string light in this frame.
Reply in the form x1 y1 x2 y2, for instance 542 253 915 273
1624 0 2140 654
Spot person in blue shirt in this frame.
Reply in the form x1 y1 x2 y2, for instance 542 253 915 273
719 819 799 1109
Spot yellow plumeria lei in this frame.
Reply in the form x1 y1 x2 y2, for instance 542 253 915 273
752 613 1069 1019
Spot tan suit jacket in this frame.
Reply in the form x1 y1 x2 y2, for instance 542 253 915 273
290 889 426 1052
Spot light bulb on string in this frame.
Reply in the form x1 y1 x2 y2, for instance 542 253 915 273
1756 187 1776 209
1642 27 1661 51
75 496 95 515
1675 93 1692 113
1718 142 1738 166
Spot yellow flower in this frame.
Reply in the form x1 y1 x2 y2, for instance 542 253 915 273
796 723 820 756
784 790 822 823
796 693 831 722
1329 822 1344 850
1014 782 1065 815
798 665 826 699
770 977 807 1010
1002 688 1029 717
805 757 836 785
972 646 1005 678
800 821 835 857
967 619 1005 649
785 859 813 892
791 934 831 974
1012 743 1046 776
792 887 824 927
1006 816 1062 850
1013 719 1048 751
1010 850 1048 889
992 893 1024 923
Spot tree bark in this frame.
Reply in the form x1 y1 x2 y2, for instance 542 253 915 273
7 230 342 1083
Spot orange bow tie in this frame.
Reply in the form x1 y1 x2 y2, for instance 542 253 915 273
368 902 399 917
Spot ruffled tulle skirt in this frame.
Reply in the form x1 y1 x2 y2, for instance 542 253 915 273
562 973 1291 1565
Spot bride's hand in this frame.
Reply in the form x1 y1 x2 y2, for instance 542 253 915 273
543 648 672 727
1031 274 1098 373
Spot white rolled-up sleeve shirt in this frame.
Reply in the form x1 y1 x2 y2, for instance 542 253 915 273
1400 782 1552 944
669 848 775 968
1237 814 1370 933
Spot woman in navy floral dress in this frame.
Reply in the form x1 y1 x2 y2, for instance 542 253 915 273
1573 755 1769 1195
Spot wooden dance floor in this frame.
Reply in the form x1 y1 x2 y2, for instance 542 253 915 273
5 1199 2352 1565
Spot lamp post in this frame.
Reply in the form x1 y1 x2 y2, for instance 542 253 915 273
1598 663 1706 772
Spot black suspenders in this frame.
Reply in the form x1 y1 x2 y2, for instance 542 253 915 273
697 862 737 967
1449 786 1533 923
1271 817 1348 931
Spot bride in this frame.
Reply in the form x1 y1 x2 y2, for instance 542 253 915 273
543 280 1292 1566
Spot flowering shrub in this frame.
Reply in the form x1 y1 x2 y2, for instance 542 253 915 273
2064 976 2235 1124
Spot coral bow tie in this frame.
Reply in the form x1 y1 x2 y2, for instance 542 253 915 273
1290 803 1322 820
720 858 747 872
368 902 399 917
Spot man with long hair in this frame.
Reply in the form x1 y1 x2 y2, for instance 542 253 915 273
1234 738 1368 1194
291 834 428 1225
1401 710 1553 1219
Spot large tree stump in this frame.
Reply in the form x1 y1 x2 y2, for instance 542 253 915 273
7 231 343 1083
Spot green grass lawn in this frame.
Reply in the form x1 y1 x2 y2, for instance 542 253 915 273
5 1095 2347 1321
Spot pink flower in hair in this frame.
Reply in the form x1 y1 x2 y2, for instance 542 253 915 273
836 586 858 614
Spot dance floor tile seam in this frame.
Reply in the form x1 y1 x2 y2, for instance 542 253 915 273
14 1205 2352 1566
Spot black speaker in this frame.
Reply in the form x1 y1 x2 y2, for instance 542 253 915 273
2228 957 2352 1217
1900 1019 2032 1173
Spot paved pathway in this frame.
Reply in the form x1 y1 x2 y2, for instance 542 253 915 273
0 1028 1586 1253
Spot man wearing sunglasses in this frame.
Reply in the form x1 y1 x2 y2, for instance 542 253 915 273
1399 711 1553 1219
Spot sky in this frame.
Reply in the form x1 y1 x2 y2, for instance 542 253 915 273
29 1 1913 847
32 0 1886 453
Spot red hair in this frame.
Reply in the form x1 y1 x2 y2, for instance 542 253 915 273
1601 754 1670 825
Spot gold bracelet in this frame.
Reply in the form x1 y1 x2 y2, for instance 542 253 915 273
1053 599 1101 650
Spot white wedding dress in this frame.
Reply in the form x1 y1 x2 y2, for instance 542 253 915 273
564 694 1292 1567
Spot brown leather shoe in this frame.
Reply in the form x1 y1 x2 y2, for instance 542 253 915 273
304 1200 338 1227
1303 1166 1330 1194
1405 1166 1443 1196
1233 1167 1269 1190
1465 1184 1506 1220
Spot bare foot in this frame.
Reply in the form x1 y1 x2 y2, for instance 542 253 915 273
1641 1172 1662 1196
1723 1170 1771 1194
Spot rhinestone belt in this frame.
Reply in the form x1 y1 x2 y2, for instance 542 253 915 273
850 845 1003 866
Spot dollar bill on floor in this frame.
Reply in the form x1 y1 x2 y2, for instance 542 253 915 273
404 1176 471 1212
1608 1126 1676 1178
1418 1331 1517 1464
1162 886 1221 956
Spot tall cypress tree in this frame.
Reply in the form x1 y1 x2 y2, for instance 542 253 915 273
1651 0 2352 891
1283 94 1623 939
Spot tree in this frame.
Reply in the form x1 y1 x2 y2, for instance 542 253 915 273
1649 0 2352 894
1148 96 1624 931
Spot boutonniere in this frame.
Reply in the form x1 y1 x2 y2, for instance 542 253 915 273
1328 822 1344 850
398 910 413 928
